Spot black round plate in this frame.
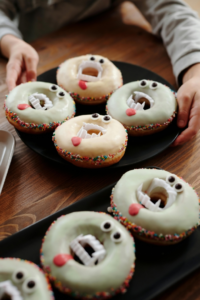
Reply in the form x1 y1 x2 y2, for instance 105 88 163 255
15 62 179 169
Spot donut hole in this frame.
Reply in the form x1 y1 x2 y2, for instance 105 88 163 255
0 293 12 300
87 129 103 136
135 97 151 110
149 189 168 208
82 68 98 77
71 244 98 265
30 100 45 109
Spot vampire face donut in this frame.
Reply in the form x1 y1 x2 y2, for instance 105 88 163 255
106 80 177 136
0 258 54 300
110 169 200 245
56 54 123 105
4 82 76 134
40 211 135 299
52 114 128 168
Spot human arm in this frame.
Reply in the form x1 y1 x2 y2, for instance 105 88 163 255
132 0 200 145
0 5 39 91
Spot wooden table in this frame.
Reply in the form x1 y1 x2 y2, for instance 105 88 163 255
0 6 200 300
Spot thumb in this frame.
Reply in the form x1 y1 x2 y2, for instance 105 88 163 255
176 85 194 128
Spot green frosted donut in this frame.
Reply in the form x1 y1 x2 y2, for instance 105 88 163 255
41 211 135 299
111 169 199 245
0 258 54 300
4 81 75 133
106 80 177 135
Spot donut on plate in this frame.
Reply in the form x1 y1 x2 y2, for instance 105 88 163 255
109 169 200 245
56 54 123 105
0 258 54 300
52 113 128 168
40 211 135 299
4 82 75 134
106 80 177 136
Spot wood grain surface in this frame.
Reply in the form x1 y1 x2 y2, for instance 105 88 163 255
0 6 200 300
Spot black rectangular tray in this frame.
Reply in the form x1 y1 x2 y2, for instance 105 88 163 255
1 182 200 300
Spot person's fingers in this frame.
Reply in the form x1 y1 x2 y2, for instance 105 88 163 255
6 58 22 92
17 71 27 85
24 54 39 82
172 94 200 146
176 84 194 128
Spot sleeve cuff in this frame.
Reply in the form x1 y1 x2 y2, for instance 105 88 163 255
174 52 200 86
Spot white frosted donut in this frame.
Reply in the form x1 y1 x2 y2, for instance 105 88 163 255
0 258 54 300
53 114 128 168
111 169 200 245
41 211 135 299
56 54 123 105
106 80 177 136
4 82 75 134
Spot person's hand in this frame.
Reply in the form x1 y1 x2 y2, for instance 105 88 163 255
172 63 200 146
1 34 39 92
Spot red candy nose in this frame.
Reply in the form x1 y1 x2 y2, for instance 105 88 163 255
71 137 82 146
126 108 136 116
17 104 31 110
129 203 143 216
53 254 73 267
79 80 87 90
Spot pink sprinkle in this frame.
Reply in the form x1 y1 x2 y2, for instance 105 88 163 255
78 80 87 90
126 108 136 116
129 203 143 216
71 136 82 146
53 254 73 267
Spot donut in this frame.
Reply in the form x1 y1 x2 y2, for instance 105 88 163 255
40 211 135 299
52 113 128 168
106 80 177 136
109 169 200 245
56 54 123 105
0 258 54 299
4 82 75 134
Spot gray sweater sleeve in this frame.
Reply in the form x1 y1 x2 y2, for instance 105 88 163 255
133 0 200 84
0 1 22 42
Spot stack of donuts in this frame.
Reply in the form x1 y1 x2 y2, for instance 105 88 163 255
4 54 177 168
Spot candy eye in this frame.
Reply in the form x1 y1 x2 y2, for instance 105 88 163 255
150 82 158 90
91 113 100 120
99 59 104 64
111 231 123 243
90 56 95 61
100 220 114 232
174 183 184 193
57 91 65 99
166 175 177 185
12 270 26 283
49 84 58 92
139 80 148 88
22 279 37 294
102 115 112 123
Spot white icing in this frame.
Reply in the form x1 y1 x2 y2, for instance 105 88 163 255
54 114 127 157
107 80 177 126
77 60 102 82
77 122 106 139
5 82 75 124
112 169 199 235
57 55 122 98
0 281 22 300
29 93 53 110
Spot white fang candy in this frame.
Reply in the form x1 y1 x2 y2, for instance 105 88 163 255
77 60 103 82
70 234 106 266
127 91 155 111
0 280 23 300
29 93 53 110
77 123 106 139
